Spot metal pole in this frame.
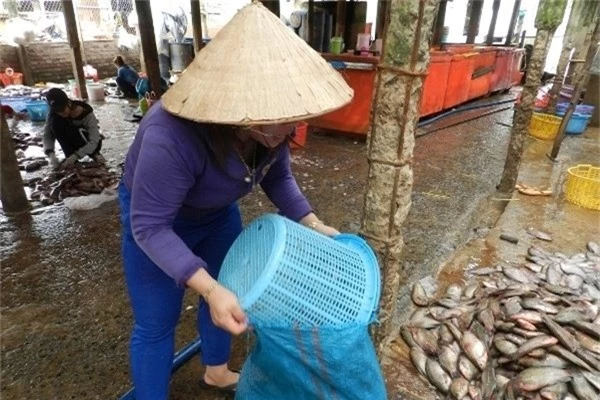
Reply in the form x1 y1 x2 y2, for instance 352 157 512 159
118 338 202 400
466 0 484 44
505 0 521 46
486 0 502 45
433 0 448 47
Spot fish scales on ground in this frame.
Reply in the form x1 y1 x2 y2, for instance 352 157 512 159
403 242 600 399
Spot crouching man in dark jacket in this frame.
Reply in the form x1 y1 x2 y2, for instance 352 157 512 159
43 88 105 169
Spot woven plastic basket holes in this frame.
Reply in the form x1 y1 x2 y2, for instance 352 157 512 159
565 165 600 211
218 214 380 328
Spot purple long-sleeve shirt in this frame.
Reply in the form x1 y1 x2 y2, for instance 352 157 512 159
123 102 312 285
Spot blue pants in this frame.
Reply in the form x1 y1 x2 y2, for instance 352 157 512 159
119 184 243 399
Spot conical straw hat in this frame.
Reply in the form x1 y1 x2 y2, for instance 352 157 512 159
162 1 353 126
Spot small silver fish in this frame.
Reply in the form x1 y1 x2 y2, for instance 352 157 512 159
582 370 600 391
439 345 459 378
461 331 487 370
426 358 452 394
549 345 593 372
572 373 598 400
410 327 439 356
560 262 586 278
521 298 559 314
438 324 455 345
565 274 584 290
409 347 428 377
587 241 600 255
569 320 600 340
449 377 469 400
541 314 579 353
503 265 532 284
494 338 518 356
539 382 568 400
527 228 553 242
446 284 462 302
512 367 570 392
411 282 429 306
511 335 558 361
458 355 478 381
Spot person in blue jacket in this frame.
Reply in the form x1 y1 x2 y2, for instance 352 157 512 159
113 55 139 98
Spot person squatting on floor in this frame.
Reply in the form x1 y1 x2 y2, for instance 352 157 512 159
43 88 105 169
113 55 139 98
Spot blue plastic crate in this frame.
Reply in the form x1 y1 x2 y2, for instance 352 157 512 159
218 214 381 328
25 100 49 121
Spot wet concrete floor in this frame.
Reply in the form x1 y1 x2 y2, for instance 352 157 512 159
2 97 597 399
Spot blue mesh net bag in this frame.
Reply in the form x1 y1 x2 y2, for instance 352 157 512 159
218 214 387 400
235 324 385 400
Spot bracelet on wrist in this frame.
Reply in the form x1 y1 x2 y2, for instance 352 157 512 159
201 281 218 300
308 220 322 230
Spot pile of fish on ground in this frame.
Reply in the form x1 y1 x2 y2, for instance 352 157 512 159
12 131 49 172
403 241 600 400
24 163 119 206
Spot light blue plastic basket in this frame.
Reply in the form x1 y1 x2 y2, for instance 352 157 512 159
218 214 381 327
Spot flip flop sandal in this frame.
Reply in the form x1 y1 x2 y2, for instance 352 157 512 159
199 370 240 394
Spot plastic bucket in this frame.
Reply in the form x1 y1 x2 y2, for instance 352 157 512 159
290 122 308 149
25 100 49 121
555 111 591 135
86 83 105 102
218 214 381 328
169 42 194 72
556 103 595 116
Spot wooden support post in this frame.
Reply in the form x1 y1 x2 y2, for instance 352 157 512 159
16 45 34 86
308 0 314 49
262 1 280 16
0 110 29 214
376 0 389 39
550 20 600 159
362 0 441 349
62 0 88 100
335 0 347 37
486 0 502 45
505 0 521 45
433 0 448 47
135 0 163 97
466 0 484 44
191 0 204 54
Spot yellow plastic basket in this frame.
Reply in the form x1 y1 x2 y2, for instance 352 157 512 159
565 165 600 211
529 113 563 140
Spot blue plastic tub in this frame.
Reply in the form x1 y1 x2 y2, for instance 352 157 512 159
218 214 381 328
556 103 595 116
25 100 49 121
555 110 591 135
0 96 31 113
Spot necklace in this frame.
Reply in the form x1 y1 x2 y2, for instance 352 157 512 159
234 142 256 184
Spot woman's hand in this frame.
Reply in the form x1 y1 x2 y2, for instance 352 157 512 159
300 213 340 237
313 223 340 237
205 284 248 335
186 268 248 335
